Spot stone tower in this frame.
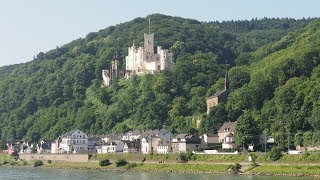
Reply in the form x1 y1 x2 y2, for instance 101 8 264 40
144 33 154 55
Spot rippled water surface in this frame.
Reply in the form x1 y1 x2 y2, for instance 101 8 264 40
0 167 314 180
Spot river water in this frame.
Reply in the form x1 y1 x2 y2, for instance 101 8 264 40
0 167 314 180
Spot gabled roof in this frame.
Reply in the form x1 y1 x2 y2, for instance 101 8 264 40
218 121 236 133
61 129 85 138
203 134 219 137
123 141 140 148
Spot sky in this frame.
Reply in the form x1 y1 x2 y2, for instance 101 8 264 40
0 0 319 67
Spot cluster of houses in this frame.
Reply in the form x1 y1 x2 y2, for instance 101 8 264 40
5 122 243 155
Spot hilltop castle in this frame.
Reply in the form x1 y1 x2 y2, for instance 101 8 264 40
102 32 173 86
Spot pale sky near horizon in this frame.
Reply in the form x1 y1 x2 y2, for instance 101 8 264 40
0 0 319 67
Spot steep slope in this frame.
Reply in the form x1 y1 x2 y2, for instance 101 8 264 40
225 19 320 148
0 14 314 146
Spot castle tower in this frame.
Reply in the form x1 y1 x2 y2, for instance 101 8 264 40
111 51 119 79
144 33 154 55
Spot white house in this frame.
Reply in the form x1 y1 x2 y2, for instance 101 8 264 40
123 141 140 153
99 140 125 154
157 141 171 154
52 129 88 153
171 134 201 153
218 122 237 149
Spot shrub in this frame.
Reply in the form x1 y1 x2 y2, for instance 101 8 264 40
268 146 282 161
115 159 128 167
47 160 52 164
9 161 18 165
177 153 188 163
99 159 111 167
125 163 138 170
228 163 241 174
33 160 44 167
21 160 28 166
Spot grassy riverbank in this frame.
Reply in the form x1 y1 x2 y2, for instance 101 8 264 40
92 152 320 164
44 161 230 173
249 165 320 176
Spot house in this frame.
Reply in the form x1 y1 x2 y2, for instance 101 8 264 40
140 129 172 154
141 136 162 154
157 140 171 154
218 122 237 149
51 129 88 154
106 140 125 154
101 134 121 143
19 141 34 154
201 134 219 144
206 65 229 114
36 140 51 154
123 140 140 153
171 134 201 153
122 131 142 141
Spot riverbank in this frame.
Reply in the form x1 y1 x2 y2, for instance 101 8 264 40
3 153 320 176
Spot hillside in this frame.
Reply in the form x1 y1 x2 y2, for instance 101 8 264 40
0 14 315 147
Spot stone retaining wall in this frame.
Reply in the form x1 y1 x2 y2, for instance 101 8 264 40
19 154 89 162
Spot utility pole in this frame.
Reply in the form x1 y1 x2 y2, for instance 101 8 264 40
264 133 267 154
287 129 290 153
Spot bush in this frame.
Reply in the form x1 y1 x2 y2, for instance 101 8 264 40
268 146 282 161
47 160 52 164
33 160 44 167
9 161 18 165
99 159 111 167
177 153 188 163
125 163 138 170
228 163 241 174
21 160 28 166
115 159 128 167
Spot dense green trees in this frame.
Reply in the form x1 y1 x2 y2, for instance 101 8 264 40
0 14 318 147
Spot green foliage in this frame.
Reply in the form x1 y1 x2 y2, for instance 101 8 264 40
115 159 127 167
125 163 139 170
0 14 316 142
177 153 188 163
235 110 260 146
99 159 111 167
33 160 44 167
228 163 241 174
268 146 283 161
47 160 52 164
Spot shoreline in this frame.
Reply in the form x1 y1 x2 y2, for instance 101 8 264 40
2 162 320 178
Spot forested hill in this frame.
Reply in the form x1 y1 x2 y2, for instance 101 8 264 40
0 14 316 147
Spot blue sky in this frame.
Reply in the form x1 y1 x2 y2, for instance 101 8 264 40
0 0 319 67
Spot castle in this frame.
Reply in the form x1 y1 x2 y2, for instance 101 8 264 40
102 31 173 86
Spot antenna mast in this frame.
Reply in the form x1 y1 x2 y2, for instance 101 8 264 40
148 17 151 34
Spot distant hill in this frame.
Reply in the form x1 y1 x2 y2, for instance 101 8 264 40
0 14 316 147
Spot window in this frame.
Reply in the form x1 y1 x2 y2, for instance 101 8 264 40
73 140 76 144
83 135 85 138
74 135 76 138
83 140 85 144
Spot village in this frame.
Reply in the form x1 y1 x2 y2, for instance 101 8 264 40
3 29 279 157
5 121 269 155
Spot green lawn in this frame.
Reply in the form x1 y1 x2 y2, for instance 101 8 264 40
249 165 320 175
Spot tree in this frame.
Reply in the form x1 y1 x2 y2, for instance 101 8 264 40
235 110 260 147
199 104 228 134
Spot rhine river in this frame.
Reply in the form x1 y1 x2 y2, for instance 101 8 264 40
0 167 315 180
